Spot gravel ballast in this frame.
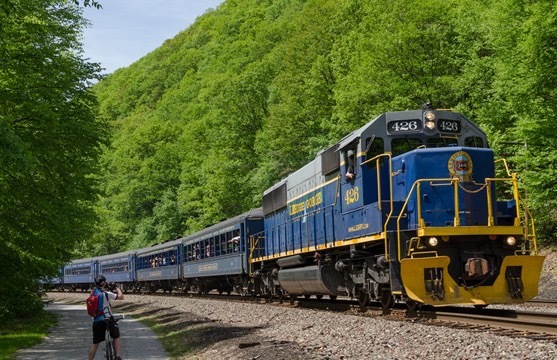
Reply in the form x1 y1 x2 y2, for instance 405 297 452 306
48 292 557 360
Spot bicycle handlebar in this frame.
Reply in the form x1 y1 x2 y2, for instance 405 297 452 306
105 314 125 322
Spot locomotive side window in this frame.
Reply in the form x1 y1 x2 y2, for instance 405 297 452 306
365 137 384 167
344 148 356 180
391 138 423 156
427 138 458 148
465 136 484 148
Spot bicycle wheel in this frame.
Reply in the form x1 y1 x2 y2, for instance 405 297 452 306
105 338 114 360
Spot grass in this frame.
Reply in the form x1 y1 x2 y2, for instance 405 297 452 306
0 310 57 360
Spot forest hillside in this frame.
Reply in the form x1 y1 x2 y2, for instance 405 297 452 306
89 0 557 255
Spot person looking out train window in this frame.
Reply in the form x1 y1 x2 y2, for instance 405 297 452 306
229 230 240 252
345 149 356 181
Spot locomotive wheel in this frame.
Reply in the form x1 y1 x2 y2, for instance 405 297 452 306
381 290 395 309
329 295 337 301
278 290 284 303
358 292 370 307
239 280 250 297
406 299 421 311
304 294 311 299
316 295 323 300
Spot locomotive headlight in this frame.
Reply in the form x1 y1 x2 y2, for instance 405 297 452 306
424 111 436 130
427 237 439 247
505 236 517 246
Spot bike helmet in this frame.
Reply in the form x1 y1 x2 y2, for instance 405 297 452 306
95 275 106 287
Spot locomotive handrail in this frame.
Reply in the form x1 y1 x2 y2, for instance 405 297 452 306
362 153 394 261
396 174 537 261
494 158 537 250
495 158 512 177
429 181 454 186
518 192 538 253
484 176 520 227
248 234 264 277
395 178 459 261
410 250 439 259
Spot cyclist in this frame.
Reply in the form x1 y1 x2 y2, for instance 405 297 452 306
87 275 125 360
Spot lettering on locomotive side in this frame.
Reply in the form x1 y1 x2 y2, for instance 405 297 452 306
348 223 369 232
289 192 323 216
344 186 360 205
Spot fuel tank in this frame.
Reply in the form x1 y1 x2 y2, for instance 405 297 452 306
277 265 346 296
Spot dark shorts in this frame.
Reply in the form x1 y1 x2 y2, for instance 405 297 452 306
92 318 120 344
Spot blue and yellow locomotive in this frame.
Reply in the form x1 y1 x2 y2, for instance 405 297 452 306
252 105 544 307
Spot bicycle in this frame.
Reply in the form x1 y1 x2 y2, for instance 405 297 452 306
103 314 124 360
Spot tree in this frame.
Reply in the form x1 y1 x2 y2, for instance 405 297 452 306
90 0 557 248
0 0 106 318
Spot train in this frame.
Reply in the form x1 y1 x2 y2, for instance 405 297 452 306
54 105 545 309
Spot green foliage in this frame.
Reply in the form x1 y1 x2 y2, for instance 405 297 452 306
91 0 557 250
0 0 105 318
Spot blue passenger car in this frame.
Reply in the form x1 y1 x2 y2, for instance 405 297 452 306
38 267 64 291
135 239 183 292
63 258 97 291
97 251 137 292
181 208 264 295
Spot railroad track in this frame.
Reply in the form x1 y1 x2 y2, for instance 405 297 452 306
527 298 557 307
421 307 557 340
51 290 557 341
253 295 557 341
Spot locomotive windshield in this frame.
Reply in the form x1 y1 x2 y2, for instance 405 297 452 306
427 137 458 148
391 138 422 156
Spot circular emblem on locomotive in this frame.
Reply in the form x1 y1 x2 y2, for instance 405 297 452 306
448 151 473 181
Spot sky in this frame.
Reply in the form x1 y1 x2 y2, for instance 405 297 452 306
82 0 224 74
